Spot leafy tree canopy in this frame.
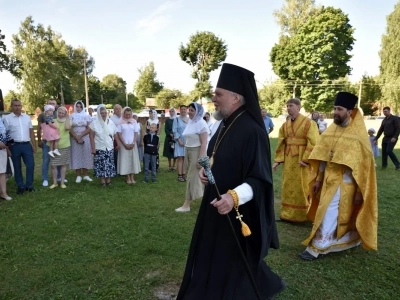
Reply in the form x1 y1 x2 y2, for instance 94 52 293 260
133 62 163 107
258 80 291 117
0 29 21 77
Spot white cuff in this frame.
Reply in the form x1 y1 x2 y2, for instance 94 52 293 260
234 183 254 205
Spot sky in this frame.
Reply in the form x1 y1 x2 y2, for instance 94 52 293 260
0 0 398 99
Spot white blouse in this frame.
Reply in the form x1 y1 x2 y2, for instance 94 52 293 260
117 123 138 144
90 119 117 151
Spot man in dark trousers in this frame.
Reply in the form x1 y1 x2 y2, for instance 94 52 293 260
374 106 400 170
177 64 285 300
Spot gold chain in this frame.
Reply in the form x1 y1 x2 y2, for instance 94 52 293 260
211 110 246 165
329 125 346 160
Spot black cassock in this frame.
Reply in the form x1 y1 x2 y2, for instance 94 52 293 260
177 106 283 300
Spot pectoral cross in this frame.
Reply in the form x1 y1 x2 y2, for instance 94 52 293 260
236 213 243 221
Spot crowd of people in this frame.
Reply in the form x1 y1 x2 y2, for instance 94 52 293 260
0 63 393 297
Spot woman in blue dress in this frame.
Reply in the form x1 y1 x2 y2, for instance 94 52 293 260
173 105 189 182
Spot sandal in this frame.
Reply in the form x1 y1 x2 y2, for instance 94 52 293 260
178 175 185 182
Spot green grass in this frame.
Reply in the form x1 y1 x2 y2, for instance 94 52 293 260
1 135 399 299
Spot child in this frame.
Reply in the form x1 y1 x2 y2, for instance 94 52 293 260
143 124 159 183
42 105 61 158
368 128 379 167
318 114 328 134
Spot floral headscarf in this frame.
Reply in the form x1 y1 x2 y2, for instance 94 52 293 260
190 102 204 123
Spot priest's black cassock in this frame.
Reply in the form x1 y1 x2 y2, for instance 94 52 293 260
176 103 283 299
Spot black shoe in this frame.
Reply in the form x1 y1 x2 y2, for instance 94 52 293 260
299 250 324 261
17 188 25 195
395 165 400 171
26 187 36 192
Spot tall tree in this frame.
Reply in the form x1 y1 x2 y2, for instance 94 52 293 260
11 16 94 110
379 1 400 110
0 30 21 77
273 0 318 36
133 62 163 106
101 74 127 106
270 6 355 110
258 80 291 117
179 31 227 99
352 75 382 116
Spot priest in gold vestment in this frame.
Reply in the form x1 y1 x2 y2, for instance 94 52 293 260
299 92 378 261
273 98 319 222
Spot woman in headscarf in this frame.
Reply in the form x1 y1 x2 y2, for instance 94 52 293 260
69 100 93 183
0 117 12 200
89 105 118 186
163 107 177 171
175 102 209 212
173 105 189 182
117 107 141 184
49 106 71 189
146 109 162 171
132 113 144 161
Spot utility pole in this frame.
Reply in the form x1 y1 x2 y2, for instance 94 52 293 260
101 94 104 104
84 58 89 109
358 80 362 108
126 91 128 107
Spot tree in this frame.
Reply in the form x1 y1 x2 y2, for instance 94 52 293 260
11 16 95 110
273 0 318 36
133 62 163 106
3 90 21 112
270 6 355 110
179 31 227 99
352 75 382 116
258 80 291 117
101 74 127 106
0 29 20 77
379 1 400 110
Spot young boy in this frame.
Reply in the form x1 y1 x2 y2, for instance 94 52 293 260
143 124 159 183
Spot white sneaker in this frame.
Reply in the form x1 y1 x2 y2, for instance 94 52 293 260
175 207 190 212
83 176 93 182
42 180 49 187
53 149 61 156
76 176 82 183
57 178 68 183
48 151 55 158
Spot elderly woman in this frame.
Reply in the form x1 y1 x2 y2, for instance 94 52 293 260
89 105 118 186
69 100 93 183
0 117 12 200
117 107 141 184
49 107 71 189
175 103 209 212
163 107 177 171
173 105 189 182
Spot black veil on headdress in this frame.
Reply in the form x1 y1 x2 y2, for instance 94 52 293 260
216 63 264 129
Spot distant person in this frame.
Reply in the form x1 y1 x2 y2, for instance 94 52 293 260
175 103 209 212
88 107 96 120
110 104 122 172
143 124 159 183
318 114 328 134
69 101 93 183
374 106 400 170
132 113 144 161
37 98 63 187
173 105 189 182
163 107 177 171
89 105 118 186
273 98 319 222
4 99 37 194
117 107 141 184
42 105 61 158
146 110 161 171
261 108 274 134
49 107 71 189
311 111 320 127
300 92 377 261
368 128 379 166
0 117 12 200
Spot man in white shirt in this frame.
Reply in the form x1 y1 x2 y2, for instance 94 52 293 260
4 99 37 194
110 104 122 172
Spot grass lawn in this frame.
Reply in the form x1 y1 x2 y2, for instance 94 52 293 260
1 134 399 299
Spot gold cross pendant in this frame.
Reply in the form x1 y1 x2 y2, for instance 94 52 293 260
329 150 334 160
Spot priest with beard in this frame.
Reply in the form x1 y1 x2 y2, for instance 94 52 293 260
299 92 378 261
176 63 285 300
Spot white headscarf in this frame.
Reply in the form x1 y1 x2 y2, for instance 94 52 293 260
148 109 159 125
96 104 114 142
169 107 177 120
182 102 209 136
71 100 87 123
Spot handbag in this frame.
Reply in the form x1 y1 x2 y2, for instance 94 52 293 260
6 156 14 180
